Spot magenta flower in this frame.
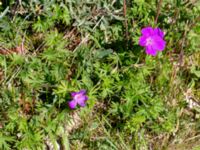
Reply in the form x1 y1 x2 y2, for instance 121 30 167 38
139 27 166 56
68 89 88 109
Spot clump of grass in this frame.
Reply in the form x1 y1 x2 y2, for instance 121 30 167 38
0 0 200 149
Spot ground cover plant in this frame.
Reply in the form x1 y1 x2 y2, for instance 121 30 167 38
0 0 200 149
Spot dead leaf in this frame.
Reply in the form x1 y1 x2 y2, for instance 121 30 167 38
0 43 26 55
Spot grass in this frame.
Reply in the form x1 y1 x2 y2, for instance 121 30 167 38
0 0 200 149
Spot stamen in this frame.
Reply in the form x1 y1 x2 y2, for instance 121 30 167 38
146 37 153 46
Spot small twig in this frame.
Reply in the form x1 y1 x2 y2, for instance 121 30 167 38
0 45 14 55
155 0 163 24
11 0 20 17
63 27 76 39
21 30 26 55
73 16 104 53
123 0 128 48
178 21 189 67
189 16 200 29
34 42 45 55
185 134 200 142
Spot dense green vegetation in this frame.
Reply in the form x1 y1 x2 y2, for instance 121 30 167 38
0 0 200 149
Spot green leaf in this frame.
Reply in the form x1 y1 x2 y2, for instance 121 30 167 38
94 49 113 59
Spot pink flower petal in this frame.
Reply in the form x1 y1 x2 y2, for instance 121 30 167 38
141 27 154 36
76 96 87 107
146 46 157 56
139 35 148 46
152 35 166 51
78 89 86 95
154 28 164 38
68 100 77 109
71 92 77 97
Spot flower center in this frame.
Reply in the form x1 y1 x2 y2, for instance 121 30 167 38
74 94 82 100
146 37 153 46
